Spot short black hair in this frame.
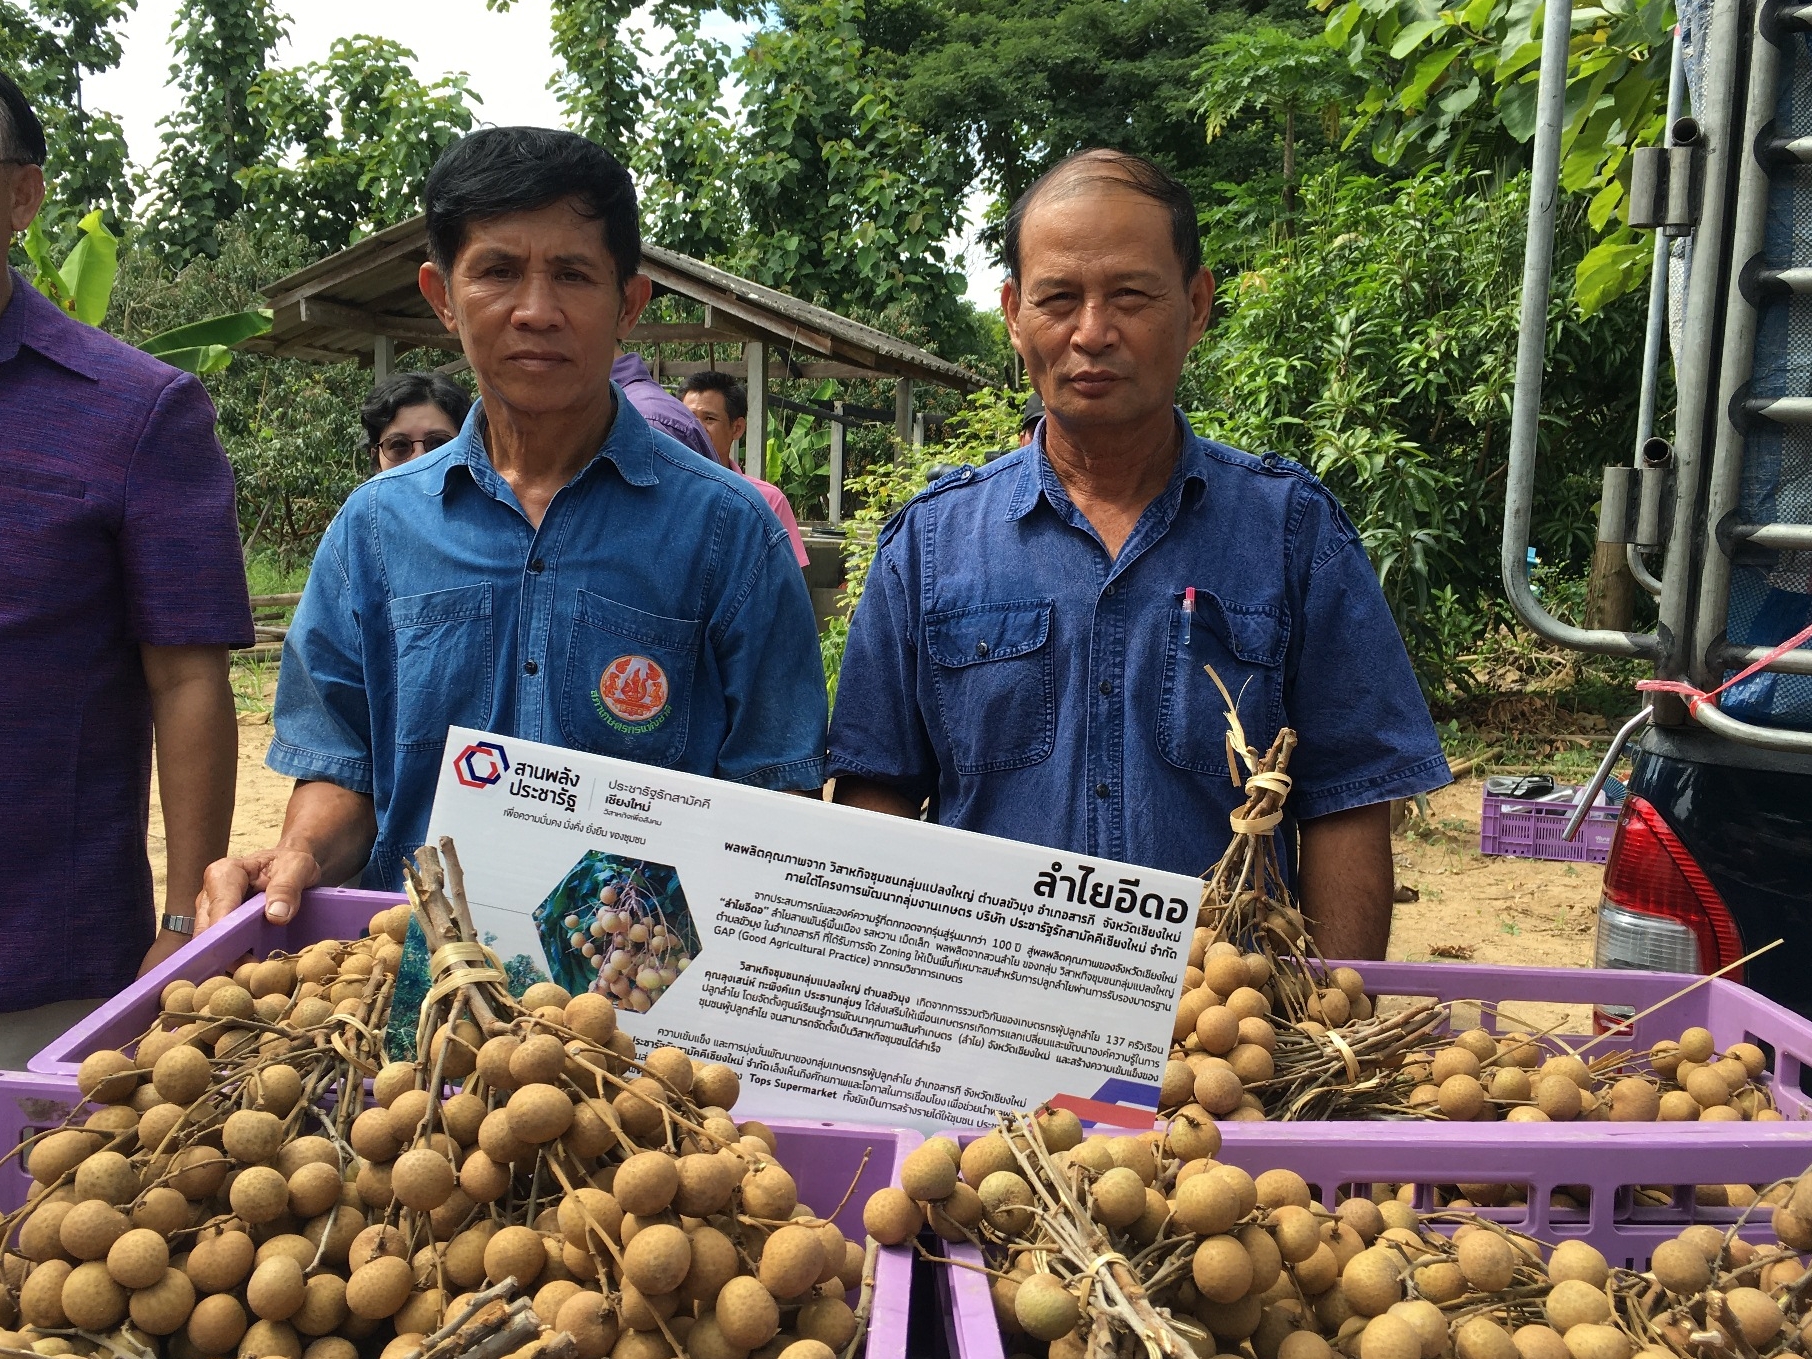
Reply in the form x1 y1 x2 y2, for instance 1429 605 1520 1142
1003 149 1201 283
0 70 47 166
423 126 640 285
678 368 747 422
361 370 473 447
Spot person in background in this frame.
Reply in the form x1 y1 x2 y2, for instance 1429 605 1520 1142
0 71 251 1056
611 348 719 463
1017 391 1044 448
362 370 472 472
196 126 825 931
826 149 1449 960
680 369 809 568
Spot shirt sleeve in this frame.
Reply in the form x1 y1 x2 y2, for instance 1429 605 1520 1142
1283 490 1452 820
646 406 723 465
709 508 829 791
825 533 939 801
119 372 255 647
267 516 376 794
758 482 811 568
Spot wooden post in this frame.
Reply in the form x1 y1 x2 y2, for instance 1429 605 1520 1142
894 378 912 449
829 402 845 524
373 334 394 382
1585 540 1636 631
912 412 925 451
746 342 767 480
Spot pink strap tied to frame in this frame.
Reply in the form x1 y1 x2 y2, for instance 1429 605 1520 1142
1636 619 1812 716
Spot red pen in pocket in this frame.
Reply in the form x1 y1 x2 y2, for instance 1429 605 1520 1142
1182 587 1196 645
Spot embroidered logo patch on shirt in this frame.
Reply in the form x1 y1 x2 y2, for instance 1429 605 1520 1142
593 654 671 734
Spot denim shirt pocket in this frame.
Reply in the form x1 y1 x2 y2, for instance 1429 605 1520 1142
925 598 1056 774
389 583 494 750
557 589 701 765
1156 591 1288 775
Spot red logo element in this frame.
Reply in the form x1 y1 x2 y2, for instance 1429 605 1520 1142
598 655 670 726
453 741 510 789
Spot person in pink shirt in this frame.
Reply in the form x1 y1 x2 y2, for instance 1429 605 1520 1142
680 370 810 568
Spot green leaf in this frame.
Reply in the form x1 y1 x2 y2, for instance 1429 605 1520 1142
1586 180 1623 231
1498 78 1539 139
1390 18 1444 57
1402 46 1461 109
21 220 70 311
141 309 274 356
57 210 120 326
1573 234 1649 313
146 344 236 375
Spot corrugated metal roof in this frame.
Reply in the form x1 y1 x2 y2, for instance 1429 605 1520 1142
247 215 985 391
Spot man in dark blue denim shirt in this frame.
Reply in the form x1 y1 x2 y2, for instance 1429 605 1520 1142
828 151 1447 957
198 127 825 931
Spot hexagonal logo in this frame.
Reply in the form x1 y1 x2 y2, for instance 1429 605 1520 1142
453 740 510 789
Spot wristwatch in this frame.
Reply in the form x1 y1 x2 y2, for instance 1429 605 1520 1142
161 913 196 937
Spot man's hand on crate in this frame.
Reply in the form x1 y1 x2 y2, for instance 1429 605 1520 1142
197 780 377 931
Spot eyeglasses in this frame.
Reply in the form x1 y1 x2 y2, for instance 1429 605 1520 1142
373 432 455 462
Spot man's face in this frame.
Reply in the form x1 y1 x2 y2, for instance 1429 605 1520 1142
682 388 746 465
418 199 651 420
1002 179 1212 437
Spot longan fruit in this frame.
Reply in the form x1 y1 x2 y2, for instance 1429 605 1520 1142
716 1276 780 1351
60 1258 128 1330
1544 1280 1611 1333
345 1256 413 1319
130 1267 196 1335
1341 1248 1403 1317
1091 1167 1147 1230
392 1147 457 1212
27 1129 102 1185
292 1273 350 1337
862 1188 922 1246
1513 1326 1571 1359
482 1225 545 1289
1455 1231 1515 1292
1456 1319 1518 1359
613 1150 680 1217
742 1163 799 1220
1547 1242 1608 1290
507 1083 575 1145
899 1144 958 1202
188 1292 249 1354
106 1227 169 1289
623 1223 692 1297
1677 1027 1715 1064
1431 1047 1481 1084
59 1199 129 1261
248 1254 308 1322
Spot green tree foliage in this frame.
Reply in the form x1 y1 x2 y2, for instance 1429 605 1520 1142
1325 0 1671 305
239 36 479 254
142 0 287 267
731 0 967 326
1187 167 1647 692
0 0 135 236
1193 25 1362 219
106 220 376 561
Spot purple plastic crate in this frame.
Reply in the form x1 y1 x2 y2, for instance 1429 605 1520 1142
1479 787 1618 863
1 886 924 1358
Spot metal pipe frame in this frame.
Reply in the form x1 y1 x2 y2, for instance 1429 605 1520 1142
1691 0 1787 690
1629 27 1690 599
1652 0 1752 703
1501 0 1663 658
1678 0 1812 753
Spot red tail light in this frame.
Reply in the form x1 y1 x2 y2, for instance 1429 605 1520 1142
1600 795 1743 980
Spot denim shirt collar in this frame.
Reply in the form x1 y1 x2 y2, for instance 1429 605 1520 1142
1005 407 1208 527
427 381 661 498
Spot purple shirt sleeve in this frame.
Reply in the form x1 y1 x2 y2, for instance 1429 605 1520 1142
120 373 254 646
643 406 722 465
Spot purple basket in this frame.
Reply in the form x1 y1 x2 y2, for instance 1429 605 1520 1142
0 888 924 1359
1479 788 1619 863
937 960 1812 1359
934 1118 1812 1359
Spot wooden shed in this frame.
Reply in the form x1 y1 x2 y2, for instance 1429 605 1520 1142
245 215 986 520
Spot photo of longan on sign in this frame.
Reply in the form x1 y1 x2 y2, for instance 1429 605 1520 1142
532 852 701 1011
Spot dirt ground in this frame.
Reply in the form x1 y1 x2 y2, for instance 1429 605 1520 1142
155 728 1603 982
147 715 294 907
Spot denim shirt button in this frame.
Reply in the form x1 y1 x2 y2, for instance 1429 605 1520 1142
1095 782 1110 799
528 558 545 574
975 640 989 657
523 660 539 676
1099 680 1112 695
1103 584 1115 596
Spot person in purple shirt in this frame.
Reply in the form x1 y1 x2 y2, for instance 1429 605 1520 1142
0 73 252 1059
610 350 719 462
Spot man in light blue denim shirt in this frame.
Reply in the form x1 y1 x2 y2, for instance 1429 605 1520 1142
197 127 825 929
829 151 1448 958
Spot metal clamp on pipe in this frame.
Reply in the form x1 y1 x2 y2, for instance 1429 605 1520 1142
1598 466 1637 543
1636 438 1671 548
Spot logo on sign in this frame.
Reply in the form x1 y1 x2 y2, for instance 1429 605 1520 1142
593 655 670 734
453 741 510 789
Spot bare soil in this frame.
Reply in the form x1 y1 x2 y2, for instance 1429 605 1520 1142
1386 777 1602 1034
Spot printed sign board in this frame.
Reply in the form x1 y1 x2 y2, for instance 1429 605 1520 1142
424 727 1200 1132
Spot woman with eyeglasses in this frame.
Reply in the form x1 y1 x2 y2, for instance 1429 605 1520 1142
361 370 473 472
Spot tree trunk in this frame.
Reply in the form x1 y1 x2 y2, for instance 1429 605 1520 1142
1584 539 1636 631
1282 102 1297 227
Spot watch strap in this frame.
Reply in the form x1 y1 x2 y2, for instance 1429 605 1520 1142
161 913 196 937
